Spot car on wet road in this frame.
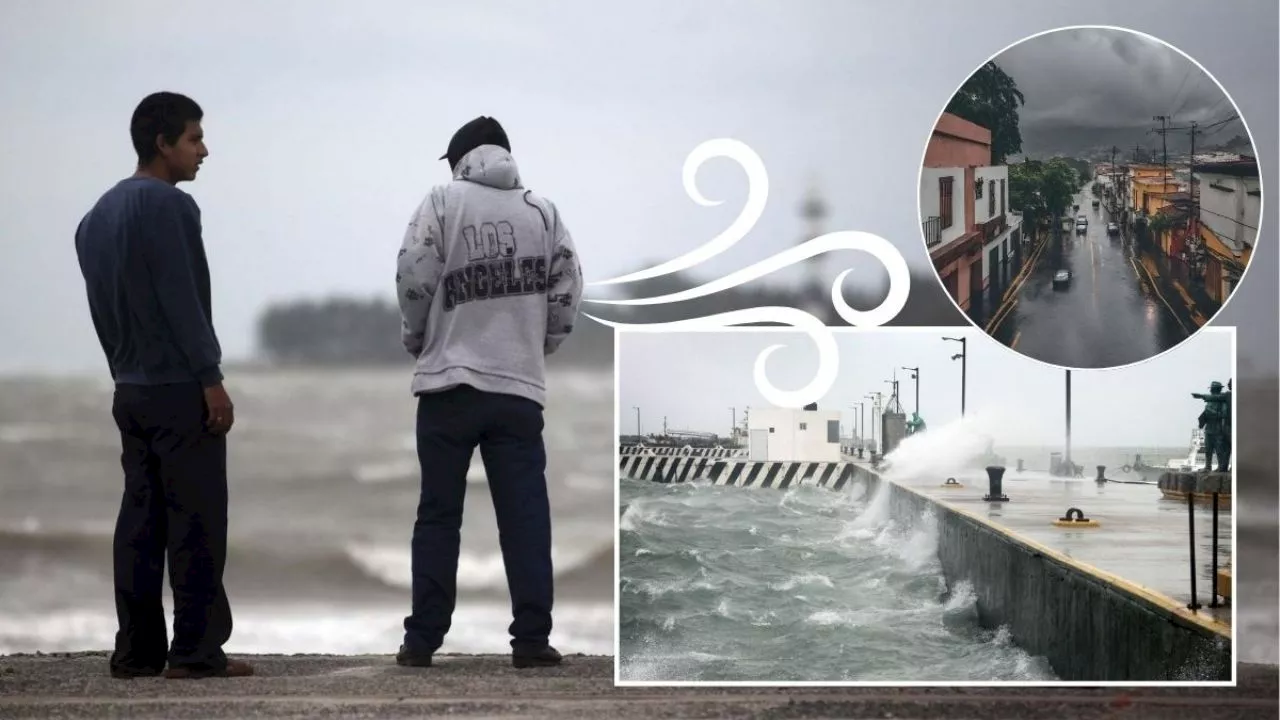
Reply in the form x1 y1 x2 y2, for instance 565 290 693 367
1075 216 1088 234
1107 222 1119 235
1092 198 1100 208
1052 269 1071 289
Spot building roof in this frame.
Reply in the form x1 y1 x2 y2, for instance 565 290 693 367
1196 157 1259 177
933 112 992 146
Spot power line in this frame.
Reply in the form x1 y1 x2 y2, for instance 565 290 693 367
1197 204 1258 232
1168 66 1195 117
1169 74 1202 119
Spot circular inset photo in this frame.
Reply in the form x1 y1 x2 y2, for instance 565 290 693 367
917 26 1261 370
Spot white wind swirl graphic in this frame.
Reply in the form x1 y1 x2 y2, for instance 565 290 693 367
582 138 912 408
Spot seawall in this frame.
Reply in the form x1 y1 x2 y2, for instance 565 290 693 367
621 457 1232 681
848 463 1231 681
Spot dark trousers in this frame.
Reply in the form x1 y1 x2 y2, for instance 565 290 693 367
403 385 552 653
110 382 232 673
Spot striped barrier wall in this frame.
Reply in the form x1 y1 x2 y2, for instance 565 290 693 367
619 456 857 490
618 446 746 458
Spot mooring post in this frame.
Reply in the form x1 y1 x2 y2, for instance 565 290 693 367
1095 465 1106 483
1187 491 1201 610
983 466 1009 502
1210 491 1220 608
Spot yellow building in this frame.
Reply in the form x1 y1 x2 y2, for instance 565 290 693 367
1132 176 1181 215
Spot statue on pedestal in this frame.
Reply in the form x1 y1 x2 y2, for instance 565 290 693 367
1192 380 1232 473
905 412 927 436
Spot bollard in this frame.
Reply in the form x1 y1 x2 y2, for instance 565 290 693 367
983 466 1009 502
1096 465 1107 483
857 448 864 459
1052 507 1100 528
1016 458 1025 473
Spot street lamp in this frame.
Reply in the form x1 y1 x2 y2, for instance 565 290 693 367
942 336 967 418
902 367 920 416
864 393 878 452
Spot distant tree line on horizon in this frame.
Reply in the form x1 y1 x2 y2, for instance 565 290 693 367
255 263 969 369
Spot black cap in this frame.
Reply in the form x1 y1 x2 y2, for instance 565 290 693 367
440 116 510 169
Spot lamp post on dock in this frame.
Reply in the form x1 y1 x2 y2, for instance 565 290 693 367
864 393 878 452
902 366 920 416
943 336 967 418
851 403 863 449
1065 370 1072 467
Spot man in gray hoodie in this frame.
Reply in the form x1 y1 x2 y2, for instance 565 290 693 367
395 117 583 668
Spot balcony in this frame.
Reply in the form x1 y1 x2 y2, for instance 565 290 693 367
922 216 942 247
979 213 1008 243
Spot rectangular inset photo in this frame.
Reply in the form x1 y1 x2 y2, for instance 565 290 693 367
614 326 1236 685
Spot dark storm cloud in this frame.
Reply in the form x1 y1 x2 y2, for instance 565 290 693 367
994 27 1237 130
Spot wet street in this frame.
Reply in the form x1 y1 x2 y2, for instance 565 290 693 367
988 192 1189 368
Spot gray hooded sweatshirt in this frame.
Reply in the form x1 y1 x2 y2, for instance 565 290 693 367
396 144 583 407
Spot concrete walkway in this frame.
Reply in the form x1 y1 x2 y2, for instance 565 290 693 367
1 653 1276 719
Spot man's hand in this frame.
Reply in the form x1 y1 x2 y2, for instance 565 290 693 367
203 383 235 435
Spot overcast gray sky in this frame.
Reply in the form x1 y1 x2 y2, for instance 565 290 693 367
617 328 1233 448
0 0 1274 375
998 26 1242 131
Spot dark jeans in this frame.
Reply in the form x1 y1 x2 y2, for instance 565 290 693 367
110 382 232 673
403 385 552 654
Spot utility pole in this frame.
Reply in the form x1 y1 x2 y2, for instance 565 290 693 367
902 366 920 416
1110 145 1118 213
1187 120 1201 279
943 336 967 418
1154 115 1170 188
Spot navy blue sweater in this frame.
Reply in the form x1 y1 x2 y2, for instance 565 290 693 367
75 176 223 387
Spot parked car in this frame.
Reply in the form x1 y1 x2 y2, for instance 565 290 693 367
1107 222 1119 235
1052 270 1071 289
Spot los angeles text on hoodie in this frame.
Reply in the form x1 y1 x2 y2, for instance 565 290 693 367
396 144 584 407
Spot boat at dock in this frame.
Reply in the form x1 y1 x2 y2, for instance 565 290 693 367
1164 429 1207 472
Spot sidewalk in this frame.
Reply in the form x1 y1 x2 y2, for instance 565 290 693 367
1131 239 1219 333
1 653 1277 719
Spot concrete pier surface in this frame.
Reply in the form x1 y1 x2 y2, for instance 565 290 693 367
893 464 1234 629
1 653 1277 719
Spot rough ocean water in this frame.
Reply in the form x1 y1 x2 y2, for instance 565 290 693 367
619 415 1278 681
0 366 614 657
619 474 1057 683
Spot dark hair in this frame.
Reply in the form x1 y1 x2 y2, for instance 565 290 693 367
130 92 203 164
442 116 510 169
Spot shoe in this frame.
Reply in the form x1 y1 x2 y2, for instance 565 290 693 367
163 658 255 679
512 645 562 669
396 644 433 667
110 665 163 679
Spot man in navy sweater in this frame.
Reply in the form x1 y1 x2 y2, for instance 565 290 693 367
74 92 252 679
